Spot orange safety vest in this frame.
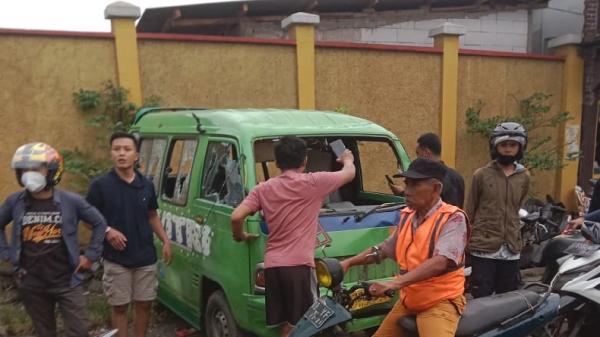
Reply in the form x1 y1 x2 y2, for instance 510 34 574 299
395 202 467 312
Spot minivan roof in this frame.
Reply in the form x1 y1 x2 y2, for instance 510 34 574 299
132 108 397 139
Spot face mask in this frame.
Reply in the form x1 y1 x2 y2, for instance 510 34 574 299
21 171 47 193
496 154 518 166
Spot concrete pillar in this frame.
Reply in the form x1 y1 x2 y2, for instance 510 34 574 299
549 34 584 210
282 12 319 110
430 23 466 168
105 1 142 106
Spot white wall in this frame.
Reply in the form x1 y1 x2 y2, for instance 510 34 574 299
357 10 528 52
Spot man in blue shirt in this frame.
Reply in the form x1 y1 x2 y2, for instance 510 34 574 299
87 132 171 337
0 142 107 337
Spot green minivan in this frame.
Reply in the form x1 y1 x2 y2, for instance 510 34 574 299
130 108 411 337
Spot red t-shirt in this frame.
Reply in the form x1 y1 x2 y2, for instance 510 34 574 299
241 170 346 268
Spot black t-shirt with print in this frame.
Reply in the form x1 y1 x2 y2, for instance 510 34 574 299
20 197 71 288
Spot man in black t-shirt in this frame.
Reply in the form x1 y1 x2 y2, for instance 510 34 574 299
389 133 465 208
87 132 171 337
0 143 107 337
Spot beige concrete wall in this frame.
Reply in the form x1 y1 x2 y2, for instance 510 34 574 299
0 34 117 200
457 55 565 199
315 47 442 158
138 40 297 109
0 31 567 203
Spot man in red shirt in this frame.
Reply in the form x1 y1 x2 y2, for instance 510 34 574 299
231 136 355 337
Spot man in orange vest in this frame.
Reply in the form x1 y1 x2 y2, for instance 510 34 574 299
341 158 468 337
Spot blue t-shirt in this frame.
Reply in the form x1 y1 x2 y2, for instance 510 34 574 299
86 169 158 268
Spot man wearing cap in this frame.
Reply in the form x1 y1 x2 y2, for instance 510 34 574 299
341 158 468 337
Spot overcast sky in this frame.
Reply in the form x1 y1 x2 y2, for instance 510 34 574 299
0 0 238 32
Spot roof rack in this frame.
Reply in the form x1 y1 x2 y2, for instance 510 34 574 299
133 107 206 124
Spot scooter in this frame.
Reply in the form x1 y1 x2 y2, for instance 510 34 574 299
540 221 600 337
518 197 585 283
290 257 560 337
289 258 394 337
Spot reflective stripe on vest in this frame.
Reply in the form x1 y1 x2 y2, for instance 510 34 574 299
395 202 466 312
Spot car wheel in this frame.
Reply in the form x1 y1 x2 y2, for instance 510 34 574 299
205 290 246 337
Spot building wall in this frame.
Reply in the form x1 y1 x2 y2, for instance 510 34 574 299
530 0 584 54
241 9 530 52
0 32 117 198
314 47 441 157
0 29 568 202
138 40 297 109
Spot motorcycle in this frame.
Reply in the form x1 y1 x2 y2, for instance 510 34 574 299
540 221 600 337
291 257 560 337
517 197 588 284
289 257 394 337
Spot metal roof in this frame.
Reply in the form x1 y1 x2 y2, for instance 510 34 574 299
137 0 549 33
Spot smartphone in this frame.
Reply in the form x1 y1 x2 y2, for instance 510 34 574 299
330 139 346 159
385 174 394 185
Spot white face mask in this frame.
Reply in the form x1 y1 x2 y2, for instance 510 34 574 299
21 171 47 193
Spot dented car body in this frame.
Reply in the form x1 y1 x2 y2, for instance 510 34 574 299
130 108 411 336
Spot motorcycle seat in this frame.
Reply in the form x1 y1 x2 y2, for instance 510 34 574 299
397 290 541 337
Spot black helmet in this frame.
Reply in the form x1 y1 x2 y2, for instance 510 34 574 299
489 122 527 160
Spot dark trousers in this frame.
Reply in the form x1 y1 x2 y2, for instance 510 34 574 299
19 285 90 337
469 255 520 298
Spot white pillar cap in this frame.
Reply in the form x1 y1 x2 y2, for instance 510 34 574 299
548 34 582 49
429 22 466 38
281 12 320 30
105 1 141 20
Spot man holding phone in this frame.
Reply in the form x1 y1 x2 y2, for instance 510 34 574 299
231 136 355 337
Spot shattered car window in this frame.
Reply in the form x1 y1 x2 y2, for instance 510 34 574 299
138 138 167 191
201 142 244 207
162 139 198 205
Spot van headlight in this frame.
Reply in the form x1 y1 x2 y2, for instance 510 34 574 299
254 263 265 294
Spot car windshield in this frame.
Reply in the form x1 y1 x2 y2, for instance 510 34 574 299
253 137 405 213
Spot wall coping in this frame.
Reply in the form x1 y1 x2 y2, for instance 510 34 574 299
281 12 320 30
104 1 141 20
0 28 566 61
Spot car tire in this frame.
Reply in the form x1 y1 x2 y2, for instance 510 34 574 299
205 290 246 337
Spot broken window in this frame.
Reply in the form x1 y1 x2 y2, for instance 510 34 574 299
162 139 197 205
358 140 400 194
201 142 243 207
138 138 167 191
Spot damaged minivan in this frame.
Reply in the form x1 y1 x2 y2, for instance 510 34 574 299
130 108 411 337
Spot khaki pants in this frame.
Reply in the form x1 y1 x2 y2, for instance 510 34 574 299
373 295 465 337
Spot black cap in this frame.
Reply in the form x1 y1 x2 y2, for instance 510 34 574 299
393 158 446 181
